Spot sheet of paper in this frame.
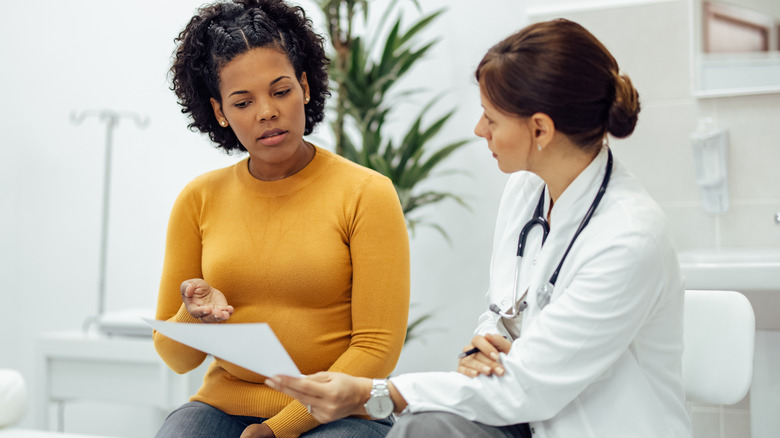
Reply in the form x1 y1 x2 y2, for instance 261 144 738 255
144 318 301 377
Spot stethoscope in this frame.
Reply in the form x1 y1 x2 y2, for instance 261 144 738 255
490 148 613 318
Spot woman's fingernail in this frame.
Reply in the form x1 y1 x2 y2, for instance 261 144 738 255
482 366 491 373
496 367 505 376
490 352 499 360
266 379 276 388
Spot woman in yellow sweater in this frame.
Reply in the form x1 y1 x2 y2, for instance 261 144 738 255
153 1 410 438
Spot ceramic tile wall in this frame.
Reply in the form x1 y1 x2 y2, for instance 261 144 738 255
531 0 780 253
529 1 780 436
688 396 752 438
530 0 704 250
696 94 780 249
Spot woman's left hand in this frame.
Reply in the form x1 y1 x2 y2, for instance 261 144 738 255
240 423 275 438
266 372 372 423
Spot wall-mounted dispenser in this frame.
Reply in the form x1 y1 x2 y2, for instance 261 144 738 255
690 118 729 214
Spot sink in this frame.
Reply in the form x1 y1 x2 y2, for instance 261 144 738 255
679 247 780 330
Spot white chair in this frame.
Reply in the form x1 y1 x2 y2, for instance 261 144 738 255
0 369 26 429
682 289 755 405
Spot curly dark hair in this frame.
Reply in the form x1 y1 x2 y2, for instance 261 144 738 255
170 0 330 153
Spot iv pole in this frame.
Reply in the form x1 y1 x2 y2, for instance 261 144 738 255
70 110 150 331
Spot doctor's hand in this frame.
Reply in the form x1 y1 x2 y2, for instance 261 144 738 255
457 333 512 378
180 279 234 323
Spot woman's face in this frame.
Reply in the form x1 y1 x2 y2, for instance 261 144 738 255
211 47 310 180
474 88 535 174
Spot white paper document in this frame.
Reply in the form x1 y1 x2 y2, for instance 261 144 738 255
144 318 301 377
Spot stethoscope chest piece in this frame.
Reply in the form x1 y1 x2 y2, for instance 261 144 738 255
536 282 553 310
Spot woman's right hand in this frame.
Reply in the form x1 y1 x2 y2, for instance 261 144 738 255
457 333 511 377
180 278 234 323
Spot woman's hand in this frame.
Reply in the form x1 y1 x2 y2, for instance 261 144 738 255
240 423 275 438
180 278 234 323
266 372 373 424
457 333 512 377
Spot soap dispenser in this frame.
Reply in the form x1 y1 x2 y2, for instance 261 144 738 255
690 118 729 214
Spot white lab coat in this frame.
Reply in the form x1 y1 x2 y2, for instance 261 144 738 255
390 147 692 437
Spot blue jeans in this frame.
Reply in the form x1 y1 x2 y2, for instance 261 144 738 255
155 401 394 438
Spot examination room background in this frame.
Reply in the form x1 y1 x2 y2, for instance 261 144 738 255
1 0 779 436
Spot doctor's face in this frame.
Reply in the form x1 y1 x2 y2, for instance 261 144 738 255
474 89 535 174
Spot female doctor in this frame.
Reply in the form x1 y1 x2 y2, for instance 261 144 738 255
266 19 692 438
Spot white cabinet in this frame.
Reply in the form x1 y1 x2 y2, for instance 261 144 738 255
35 331 209 433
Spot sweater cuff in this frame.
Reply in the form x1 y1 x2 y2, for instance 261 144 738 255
264 401 320 438
172 304 201 323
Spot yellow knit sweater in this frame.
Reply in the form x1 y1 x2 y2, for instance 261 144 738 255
153 146 410 438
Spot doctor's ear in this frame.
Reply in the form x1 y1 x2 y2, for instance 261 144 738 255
529 113 555 149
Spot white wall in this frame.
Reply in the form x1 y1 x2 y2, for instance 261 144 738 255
0 1 241 434
0 0 524 434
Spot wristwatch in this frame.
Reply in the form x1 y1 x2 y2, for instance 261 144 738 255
363 379 394 419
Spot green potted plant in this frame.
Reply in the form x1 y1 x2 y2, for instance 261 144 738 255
315 0 470 343
315 0 471 238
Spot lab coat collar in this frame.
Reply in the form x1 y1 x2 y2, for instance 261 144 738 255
545 146 610 230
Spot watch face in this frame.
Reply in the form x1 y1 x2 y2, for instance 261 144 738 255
366 395 394 418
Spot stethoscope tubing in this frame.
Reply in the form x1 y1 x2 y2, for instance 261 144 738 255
548 149 613 287
493 148 613 319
